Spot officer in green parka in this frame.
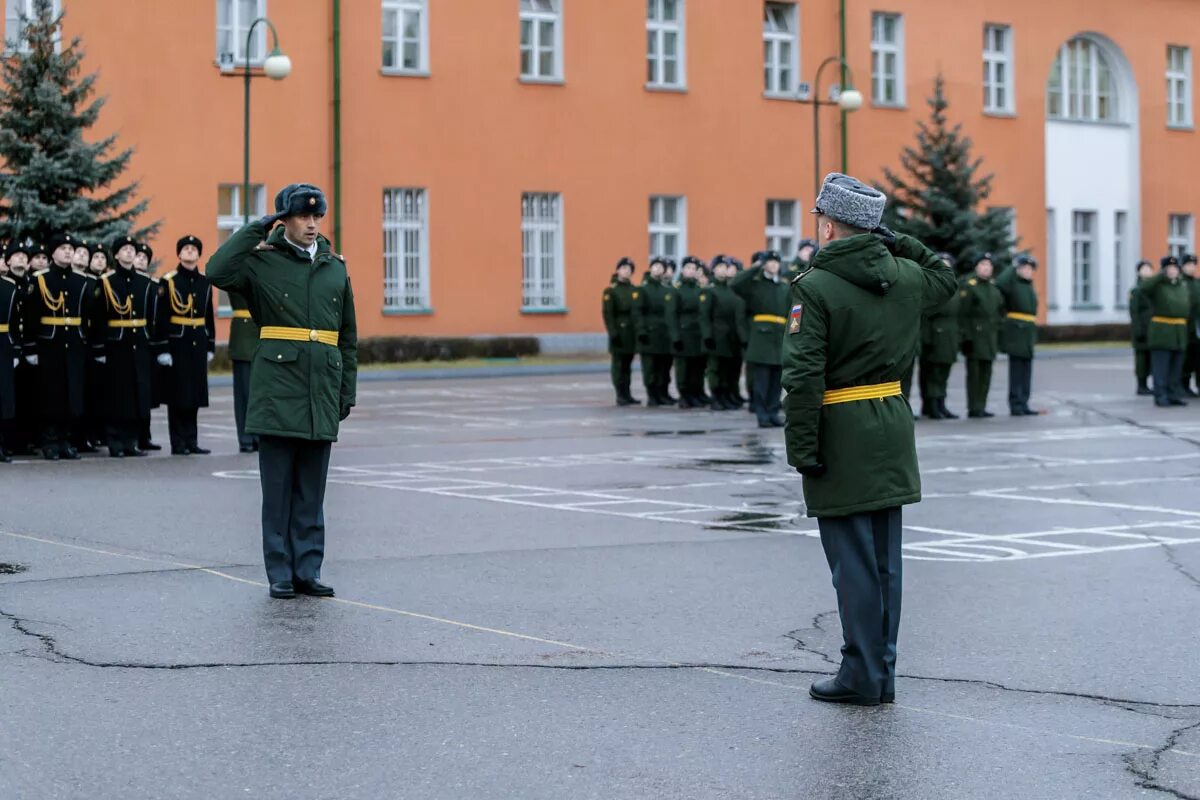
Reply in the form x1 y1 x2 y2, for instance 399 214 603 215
783 172 957 706
207 183 358 600
918 252 961 420
633 257 675 406
1129 259 1154 396
958 254 1005 418
669 256 709 408
785 238 818 280
700 255 748 410
731 249 790 427
602 257 640 406
1141 255 1191 407
996 254 1040 416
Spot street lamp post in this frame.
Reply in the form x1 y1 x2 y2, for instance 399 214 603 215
796 57 863 236
243 18 292 224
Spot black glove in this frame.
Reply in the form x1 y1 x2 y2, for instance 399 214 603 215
258 211 287 229
872 224 898 253
961 340 973 357
672 340 683 353
339 405 352 421
795 463 826 478
703 338 715 351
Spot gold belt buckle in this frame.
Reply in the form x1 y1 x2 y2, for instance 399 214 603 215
308 329 319 342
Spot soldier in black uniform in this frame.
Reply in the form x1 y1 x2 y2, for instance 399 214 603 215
68 239 102 453
5 241 36 455
21 233 93 460
0 254 18 461
132 240 164 451
158 235 216 455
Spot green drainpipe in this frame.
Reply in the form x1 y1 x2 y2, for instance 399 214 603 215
332 0 343 251
839 0 848 173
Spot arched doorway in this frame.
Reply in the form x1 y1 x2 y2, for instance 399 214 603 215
1044 34 1139 324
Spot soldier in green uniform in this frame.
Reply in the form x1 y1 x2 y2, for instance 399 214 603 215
1182 254 1200 395
207 183 358 599
699 256 747 410
634 257 675 406
958 255 1004 417
997 254 1040 416
732 250 790 427
1141 256 1190 407
783 173 956 706
669 256 708 408
743 252 766 415
785 238 817 279
602 257 639 406
1129 260 1154 396
918 252 961 420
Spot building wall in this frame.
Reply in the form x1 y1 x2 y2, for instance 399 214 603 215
50 0 1200 340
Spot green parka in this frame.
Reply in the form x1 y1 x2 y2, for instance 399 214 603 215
730 265 791 366
996 266 1039 358
633 276 673 355
1140 272 1191 351
958 275 1004 361
602 281 638 355
920 288 960 365
207 220 358 441
782 233 957 518
668 277 704 357
226 290 260 362
698 280 748 357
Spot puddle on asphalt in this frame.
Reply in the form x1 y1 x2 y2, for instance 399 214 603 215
707 510 787 531
0 563 28 575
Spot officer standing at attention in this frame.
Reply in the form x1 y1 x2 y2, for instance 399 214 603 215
669 256 708 408
207 183 358 600
997 254 1040 416
0 255 18 462
958 254 1004 418
699 256 747 410
1130 260 1155 396
158 235 216 454
633 257 675 406
6 241 37 456
731 250 790 427
783 172 956 706
602 257 640 406
81 243 111 451
918 252 961 420
1140 256 1190 407
786 239 818 279
1182 254 1200 396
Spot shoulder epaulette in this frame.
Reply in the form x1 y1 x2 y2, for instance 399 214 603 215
33 268 48 276
164 270 177 280
101 270 114 278
331 252 345 262
0 275 13 285
968 278 977 285
253 242 275 251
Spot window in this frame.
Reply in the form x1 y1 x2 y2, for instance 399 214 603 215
1071 211 1096 307
1047 38 1119 122
1114 211 1129 308
1168 213 1193 261
383 188 430 311
647 0 685 89
649 195 686 263
983 24 1013 114
1167 45 1192 128
216 0 267 68
216 183 266 311
763 3 798 96
521 193 564 310
766 200 798 256
382 0 428 73
870 12 904 106
1046 208 1057 309
5 0 59 53
519 0 562 81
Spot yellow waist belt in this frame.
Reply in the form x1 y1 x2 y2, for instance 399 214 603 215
1151 316 1188 325
108 319 147 328
823 381 903 406
754 314 788 325
259 325 339 346
1006 312 1037 323
41 317 82 326
0 324 7 333
170 316 206 327
232 309 252 319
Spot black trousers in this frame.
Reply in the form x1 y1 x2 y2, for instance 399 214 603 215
1135 349 1151 385
259 435 333 585
750 363 782 423
1183 340 1200 391
1152 349 1185 404
713 356 740 400
41 421 76 454
919 359 952 402
818 507 903 700
610 353 634 399
966 358 994 414
232 360 257 448
675 355 707 400
139 416 154 447
168 406 199 451
1008 356 1033 412
640 354 673 400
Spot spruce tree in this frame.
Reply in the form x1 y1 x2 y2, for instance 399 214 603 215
880 74 1017 273
0 0 156 246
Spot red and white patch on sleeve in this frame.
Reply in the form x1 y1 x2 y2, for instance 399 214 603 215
788 304 803 334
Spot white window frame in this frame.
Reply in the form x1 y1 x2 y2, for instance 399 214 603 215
649 195 686 264
763 2 799 98
1168 213 1194 261
519 0 563 82
382 0 429 75
216 0 267 69
1167 45 1192 129
646 0 686 90
1114 210 1129 308
216 183 266 312
1047 38 1120 123
1071 210 1097 307
521 192 565 311
983 24 1014 115
765 199 799 256
5 0 60 54
383 188 431 312
870 12 905 107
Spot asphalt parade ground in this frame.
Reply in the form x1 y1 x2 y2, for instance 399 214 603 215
2 352 1200 799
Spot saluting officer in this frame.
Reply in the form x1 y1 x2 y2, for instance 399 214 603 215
0 255 18 461
918 252 961 420
997 254 1040 416
602 257 640 406
158 235 216 455
699 255 748 410
207 183 358 600
1140 256 1191 407
958 254 1004 418
731 250 790 428
633 257 675 406
1129 260 1155 396
669 256 708 408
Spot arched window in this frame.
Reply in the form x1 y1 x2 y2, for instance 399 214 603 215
1047 38 1120 122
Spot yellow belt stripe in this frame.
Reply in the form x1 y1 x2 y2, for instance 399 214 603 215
107 319 147 328
231 309 252 319
0 324 7 333
822 381 903 406
170 316 206 327
259 325 339 346
1151 316 1188 325
40 317 82 326
1006 312 1037 323
753 314 788 325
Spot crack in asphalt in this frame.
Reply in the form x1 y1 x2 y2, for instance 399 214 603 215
783 610 840 667
1123 718 1200 800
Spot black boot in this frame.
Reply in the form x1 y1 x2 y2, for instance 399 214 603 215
1137 380 1153 396
924 402 947 420
938 399 959 420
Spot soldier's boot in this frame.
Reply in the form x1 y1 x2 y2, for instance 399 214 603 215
937 399 959 420
1137 379 1153 396
922 402 947 420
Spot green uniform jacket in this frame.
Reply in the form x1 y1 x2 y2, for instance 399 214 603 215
1188 276 1200 344
227 290 260 362
958 276 1004 361
207 221 358 441
996 266 1039 358
602 281 637 355
698 280 748 357
668 278 704 357
1129 280 1151 351
1141 272 1191 351
784 257 811 281
782 233 957 518
731 265 790 366
633 277 673 355
920 288 960 364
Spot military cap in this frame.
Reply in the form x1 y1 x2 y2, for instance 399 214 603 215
176 234 203 256
649 256 667 268
811 172 887 230
136 241 154 261
1135 259 1152 270
47 232 77 252
750 250 766 266
796 238 818 252
729 258 744 271
274 183 328 217
614 256 635 270
709 254 729 268
682 255 704 268
934 251 956 268
111 234 138 253
1162 255 1180 269
664 259 677 270
764 250 782 263
5 239 30 259
1015 254 1038 269
31 242 47 256
976 252 994 265
1183 253 1198 266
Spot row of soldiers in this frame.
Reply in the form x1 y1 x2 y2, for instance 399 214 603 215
0 233 222 461
1129 254 1200 406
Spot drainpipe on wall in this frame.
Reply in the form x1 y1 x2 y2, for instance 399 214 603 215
332 0 343 251
839 0 848 173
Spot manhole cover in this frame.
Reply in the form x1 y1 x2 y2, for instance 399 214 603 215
0 563 27 575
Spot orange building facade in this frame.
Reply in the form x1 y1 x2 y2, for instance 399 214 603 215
42 0 1200 344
